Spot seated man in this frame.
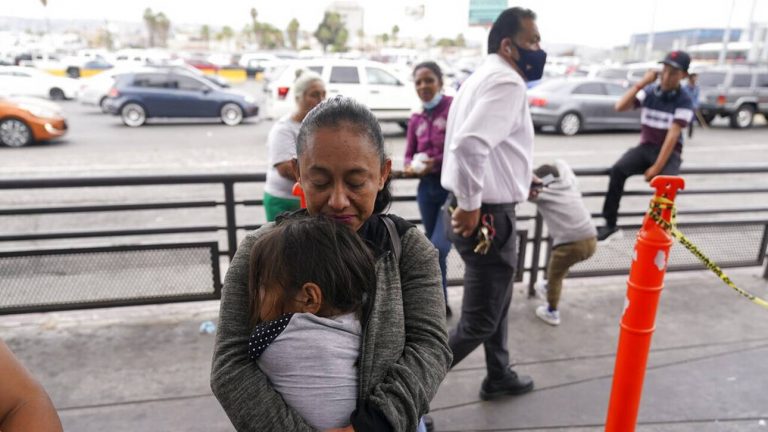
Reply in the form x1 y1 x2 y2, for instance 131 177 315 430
598 51 693 241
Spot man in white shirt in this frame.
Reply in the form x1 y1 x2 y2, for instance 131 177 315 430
441 6 542 401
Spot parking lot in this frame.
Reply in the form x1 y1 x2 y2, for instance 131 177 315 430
2 88 767 179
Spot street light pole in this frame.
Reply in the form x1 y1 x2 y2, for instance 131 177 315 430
718 0 737 65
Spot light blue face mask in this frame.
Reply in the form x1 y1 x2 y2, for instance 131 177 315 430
423 93 443 110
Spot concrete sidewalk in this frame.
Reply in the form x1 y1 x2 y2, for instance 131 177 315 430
2 267 768 431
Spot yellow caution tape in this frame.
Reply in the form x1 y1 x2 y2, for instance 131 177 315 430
647 196 768 309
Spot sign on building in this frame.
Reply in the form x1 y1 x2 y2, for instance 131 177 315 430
468 0 507 27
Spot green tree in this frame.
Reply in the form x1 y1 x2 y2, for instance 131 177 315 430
391 25 399 46
155 12 170 48
314 12 348 53
218 25 234 42
143 8 156 47
435 38 455 48
200 25 210 42
260 23 285 49
382 33 390 46
287 18 300 50
424 34 434 47
456 33 466 48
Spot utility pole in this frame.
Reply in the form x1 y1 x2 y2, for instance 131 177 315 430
718 0 737 65
644 0 658 61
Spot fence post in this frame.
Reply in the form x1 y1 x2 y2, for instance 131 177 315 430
224 181 238 259
528 211 544 297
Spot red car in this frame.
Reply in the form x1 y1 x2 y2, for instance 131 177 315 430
185 59 220 73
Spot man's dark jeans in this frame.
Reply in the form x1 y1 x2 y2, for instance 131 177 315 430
602 144 682 227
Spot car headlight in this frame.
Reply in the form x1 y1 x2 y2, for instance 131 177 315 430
244 95 256 104
18 103 60 119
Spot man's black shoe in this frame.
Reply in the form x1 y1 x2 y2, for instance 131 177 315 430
479 367 534 401
596 225 622 242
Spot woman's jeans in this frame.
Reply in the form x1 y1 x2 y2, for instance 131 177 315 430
417 174 451 301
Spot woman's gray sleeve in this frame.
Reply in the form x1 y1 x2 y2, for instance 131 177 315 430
368 228 453 430
210 228 315 432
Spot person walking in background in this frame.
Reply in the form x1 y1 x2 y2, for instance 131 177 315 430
597 51 693 242
404 61 454 317
684 72 701 138
528 160 597 326
441 6 543 401
263 70 325 221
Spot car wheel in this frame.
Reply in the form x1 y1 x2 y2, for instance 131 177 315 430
0 118 33 147
99 97 110 113
729 104 755 129
221 103 243 126
557 112 581 136
49 87 66 100
121 103 146 127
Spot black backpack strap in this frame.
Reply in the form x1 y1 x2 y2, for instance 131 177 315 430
382 215 401 263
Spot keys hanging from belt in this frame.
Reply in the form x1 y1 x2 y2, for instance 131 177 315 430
474 214 496 255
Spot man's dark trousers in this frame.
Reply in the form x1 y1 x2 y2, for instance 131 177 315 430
445 200 517 380
602 144 682 227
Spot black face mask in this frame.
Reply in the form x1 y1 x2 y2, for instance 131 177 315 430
511 43 547 82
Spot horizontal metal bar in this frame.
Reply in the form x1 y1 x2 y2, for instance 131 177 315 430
0 174 266 189
0 226 222 242
582 187 768 197
0 241 219 257
572 165 768 176
2 166 767 190
0 293 219 316
0 201 218 216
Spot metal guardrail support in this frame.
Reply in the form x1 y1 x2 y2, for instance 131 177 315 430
528 211 545 297
223 181 238 260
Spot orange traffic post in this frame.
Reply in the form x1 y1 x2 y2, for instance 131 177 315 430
292 182 307 209
605 175 685 432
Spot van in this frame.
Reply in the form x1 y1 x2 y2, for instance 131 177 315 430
263 59 420 128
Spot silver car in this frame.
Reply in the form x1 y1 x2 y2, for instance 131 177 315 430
528 78 641 136
696 65 768 129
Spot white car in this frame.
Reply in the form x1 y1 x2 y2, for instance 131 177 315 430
264 59 420 127
0 66 79 100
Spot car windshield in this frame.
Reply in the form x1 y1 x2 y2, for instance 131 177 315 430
597 69 628 79
697 72 726 87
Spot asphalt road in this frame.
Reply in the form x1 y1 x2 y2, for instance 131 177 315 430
2 91 767 178
1 92 767 253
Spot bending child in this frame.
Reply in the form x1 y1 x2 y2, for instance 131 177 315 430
529 160 597 326
247 213 374 431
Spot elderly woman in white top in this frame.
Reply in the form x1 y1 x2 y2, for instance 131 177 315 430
263 70 326 221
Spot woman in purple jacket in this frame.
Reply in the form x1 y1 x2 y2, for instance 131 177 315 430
404 61 453 317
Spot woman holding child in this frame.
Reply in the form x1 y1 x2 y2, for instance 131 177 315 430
211 96 452 431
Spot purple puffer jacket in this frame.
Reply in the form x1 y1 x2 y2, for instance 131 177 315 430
404 95 453 175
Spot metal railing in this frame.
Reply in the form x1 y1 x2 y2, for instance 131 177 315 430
1 166 767 313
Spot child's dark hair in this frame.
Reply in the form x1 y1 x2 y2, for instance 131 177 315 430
248 214 375 325
412 61 443 84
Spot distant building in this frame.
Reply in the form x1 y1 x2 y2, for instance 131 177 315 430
327 1 364 47
628 28 742 60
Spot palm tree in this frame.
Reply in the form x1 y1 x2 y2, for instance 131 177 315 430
143 8 156 47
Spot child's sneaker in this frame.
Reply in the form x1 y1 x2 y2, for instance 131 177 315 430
535 305 561 326
534 281 548 301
